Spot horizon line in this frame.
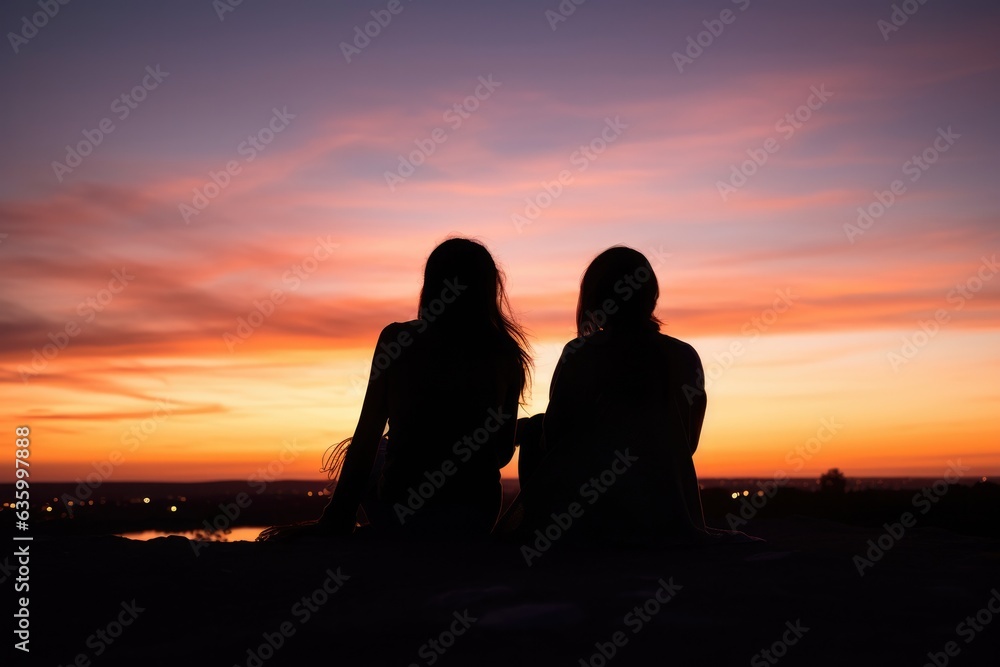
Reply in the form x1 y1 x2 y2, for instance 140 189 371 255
4 475 994 486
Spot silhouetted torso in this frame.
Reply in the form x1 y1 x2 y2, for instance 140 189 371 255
508 327 709 543
372 321 518 534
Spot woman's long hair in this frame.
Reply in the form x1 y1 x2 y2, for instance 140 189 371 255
576 246 662 337
418 237 532 400
322 237 532 484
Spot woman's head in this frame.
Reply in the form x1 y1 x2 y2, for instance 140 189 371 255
576 246 662 336
419 237 532 397
419 238 497 325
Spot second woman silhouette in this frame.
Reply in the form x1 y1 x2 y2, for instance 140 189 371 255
500 246 747 545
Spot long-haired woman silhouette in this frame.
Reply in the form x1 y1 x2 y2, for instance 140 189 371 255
260 237 530 540
499 246 750 544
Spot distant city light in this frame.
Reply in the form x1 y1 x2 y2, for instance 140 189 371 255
143 497 150 504
742 490 749 497
170 505 177 512
46 506 52 512
731 492 739 499
307 491 313 497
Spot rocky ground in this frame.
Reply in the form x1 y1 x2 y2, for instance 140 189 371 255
19 515 1000 666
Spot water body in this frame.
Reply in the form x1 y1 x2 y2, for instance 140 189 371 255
120 526 267 542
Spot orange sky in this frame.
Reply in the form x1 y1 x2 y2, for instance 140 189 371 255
2 0 999 482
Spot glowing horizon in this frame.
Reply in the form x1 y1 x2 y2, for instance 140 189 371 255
2 0 999 483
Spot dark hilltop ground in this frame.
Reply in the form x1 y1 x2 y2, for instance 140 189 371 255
7 479 1000 666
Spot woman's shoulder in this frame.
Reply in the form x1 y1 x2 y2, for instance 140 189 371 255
557 329 697 354
370 321 426 359
655 332 702 364
556 331 597 362
379 321 514 360
378 320 423 339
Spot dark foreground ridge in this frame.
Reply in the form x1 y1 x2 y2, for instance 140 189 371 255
20 515 1000 667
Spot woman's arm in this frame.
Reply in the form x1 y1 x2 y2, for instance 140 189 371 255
319 325 393 532
680 343 707 455
494 374 521 468
541 339 583 449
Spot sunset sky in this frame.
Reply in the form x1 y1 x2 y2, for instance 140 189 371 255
2 0 998 483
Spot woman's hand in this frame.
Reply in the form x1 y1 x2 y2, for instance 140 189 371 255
255 519 351 542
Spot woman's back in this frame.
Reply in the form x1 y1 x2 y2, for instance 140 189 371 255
524 328 709 543
379 321 519 528
546 329 704 453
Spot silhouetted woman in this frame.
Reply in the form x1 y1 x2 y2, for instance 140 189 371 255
500 246 743 544
260 238 530 540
